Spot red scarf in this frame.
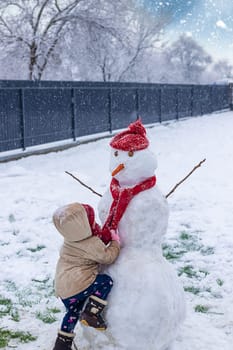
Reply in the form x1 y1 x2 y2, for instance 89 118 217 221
100 176 156 244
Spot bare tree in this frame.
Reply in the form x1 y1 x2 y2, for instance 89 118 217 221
212 59 233 80
165 34 212 83
0 1 182 83
0 0 120 80
81 5 170 82
118 10 167 82
0 0 84 80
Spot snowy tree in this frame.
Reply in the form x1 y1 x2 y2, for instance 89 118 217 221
115 9 168 82
0 0 136 80
0 0 172 82
60 0 131 82
0 0 86 80
51 2 170 82
212 59 233 81
164 34 212 83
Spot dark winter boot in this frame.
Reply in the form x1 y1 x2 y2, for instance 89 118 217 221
52 330 75 350
80 295 107 331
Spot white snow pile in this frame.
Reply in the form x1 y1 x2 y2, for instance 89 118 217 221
0 111 232 350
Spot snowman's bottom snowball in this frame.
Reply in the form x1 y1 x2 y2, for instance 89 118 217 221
78 251 186 350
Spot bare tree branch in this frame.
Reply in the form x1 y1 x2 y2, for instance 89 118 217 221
33 0 50 36
55 0 62 13
65 159 206 200
37 24 64 79
166 159 206 198
65 171 102 197
0 14 31 47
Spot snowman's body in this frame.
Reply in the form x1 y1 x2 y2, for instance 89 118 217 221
79 122 185 350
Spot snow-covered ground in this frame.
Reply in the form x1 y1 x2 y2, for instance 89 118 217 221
0 111 232 350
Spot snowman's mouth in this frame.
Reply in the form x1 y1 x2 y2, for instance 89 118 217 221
112 163 125 177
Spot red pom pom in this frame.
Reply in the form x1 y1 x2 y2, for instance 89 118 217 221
128 119 146 136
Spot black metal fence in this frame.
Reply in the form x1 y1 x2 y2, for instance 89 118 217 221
0 80 230 153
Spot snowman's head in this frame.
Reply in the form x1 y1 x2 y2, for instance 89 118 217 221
109 119 157 186
110 148 157 186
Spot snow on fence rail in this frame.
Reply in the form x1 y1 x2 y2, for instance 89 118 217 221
0 80 231 154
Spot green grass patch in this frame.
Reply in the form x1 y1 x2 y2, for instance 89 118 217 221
178 265 198 278
4 280 17 292
16 288 39 308
179 230 215 255
32 278 55 297
163 230 214 263
194 304 210 313
11 309 20 322
200 246 215 255
27 245 46 253
199 269 209 277
0 295 20 322
216 278 224 286
36 309 57 324
0 328 37 348
3 278 55 311
179 231 202 252
179 231 191 240
47 307 61 314
32 277 50 284
178 265 210 279
0 297 12 317
184 286 201 295
184 285 212 295
162 244 186 261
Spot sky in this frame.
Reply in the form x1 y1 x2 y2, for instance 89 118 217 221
0 110 232 349
143 0 233 64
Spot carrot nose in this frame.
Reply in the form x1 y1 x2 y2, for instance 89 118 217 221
112 163 125 177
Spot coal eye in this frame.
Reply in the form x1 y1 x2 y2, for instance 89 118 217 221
128 151 134 157
114 150 118 157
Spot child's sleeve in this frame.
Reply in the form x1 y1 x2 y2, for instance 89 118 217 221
88 237 120 265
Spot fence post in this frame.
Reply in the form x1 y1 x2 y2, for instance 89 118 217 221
159 87 162 123
175 88 179 120
229 84 233 110
135 88 140 119
209 85 213 114
71 88 76 141
190 85 194 116
19 88 25 151
108 88 112 133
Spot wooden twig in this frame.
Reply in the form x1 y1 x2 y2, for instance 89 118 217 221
66 158 206 200
65 171 102 197
165 158 206 198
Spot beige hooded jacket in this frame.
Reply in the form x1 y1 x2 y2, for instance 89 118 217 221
53 203 120 299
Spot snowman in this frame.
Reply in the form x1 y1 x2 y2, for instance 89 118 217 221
79 120 185 350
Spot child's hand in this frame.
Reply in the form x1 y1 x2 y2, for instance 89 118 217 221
110 229 120 244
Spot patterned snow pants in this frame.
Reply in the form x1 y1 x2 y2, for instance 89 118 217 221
60 273 113 333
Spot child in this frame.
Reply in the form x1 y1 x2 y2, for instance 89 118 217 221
52 202 120 350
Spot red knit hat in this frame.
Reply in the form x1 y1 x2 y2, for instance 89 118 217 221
82 203 111 244
110 119 149 151
82 204 95 228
